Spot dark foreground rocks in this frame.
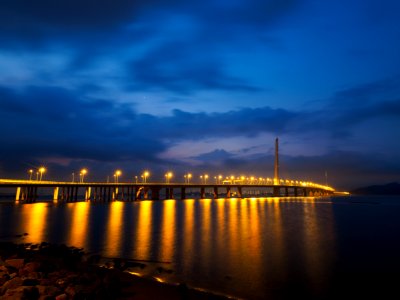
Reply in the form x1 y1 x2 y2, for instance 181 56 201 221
0 242 125 299
0 242 227 300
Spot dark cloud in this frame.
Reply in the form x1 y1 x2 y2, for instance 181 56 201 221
191 149 233 162
0 84 297 178
296 77 400 138
127 41 261 94
330 76 400 106
0 0 297 48
0 86 166 173
152 107 297 139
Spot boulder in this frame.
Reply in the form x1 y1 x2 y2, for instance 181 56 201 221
1 276 23 294
55 293 67 300
5 258 24 269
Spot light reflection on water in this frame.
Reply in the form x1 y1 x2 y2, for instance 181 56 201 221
0 197 338 299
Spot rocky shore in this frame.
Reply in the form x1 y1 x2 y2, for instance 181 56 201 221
0 242 228 299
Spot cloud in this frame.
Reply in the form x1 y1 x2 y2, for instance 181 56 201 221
0 86 166 172
127 41 261 94
152 107 298 139
329 76 400 107
191 149 233 162
1 74 400 188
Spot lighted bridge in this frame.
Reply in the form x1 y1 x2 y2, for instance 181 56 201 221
0 138 337 202
0 179 334 203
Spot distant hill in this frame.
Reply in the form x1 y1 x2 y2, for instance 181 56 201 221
351 182 400 195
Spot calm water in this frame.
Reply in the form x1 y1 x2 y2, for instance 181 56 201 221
1 196 400 299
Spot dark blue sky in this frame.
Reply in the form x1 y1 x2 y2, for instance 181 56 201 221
1 0 400 189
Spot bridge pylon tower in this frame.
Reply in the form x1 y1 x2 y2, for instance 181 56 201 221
274 137 279 185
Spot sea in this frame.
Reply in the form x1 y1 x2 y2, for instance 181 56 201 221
0 195 399 299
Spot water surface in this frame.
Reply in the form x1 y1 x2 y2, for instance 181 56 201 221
1 196 399 299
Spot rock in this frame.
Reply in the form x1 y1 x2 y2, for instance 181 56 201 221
5 258 24 269
55 293 67 300
22 286 40 299
26 271 42 280
65 285 78 298
24 262 41 273
39 278 54 286
1 276 23 294
36 285 62 297
2 286 25 299
23 278 40 286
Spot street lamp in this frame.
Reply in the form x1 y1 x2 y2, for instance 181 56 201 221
165 172 173 184
28 169 33 181
200 175 203 184
204 174 209 184
184 173 192 184
80 168 87 183
143 171 150 183
39 167 46 181
72 173 75 182
115 170 121 183
218 175 222 184
134 176 138 183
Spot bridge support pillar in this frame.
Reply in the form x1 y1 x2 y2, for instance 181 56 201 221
85 187 91 200
144 187 149 200
237 187 242 198
152 187 160 200
200 187 205 198
53 187 59 201
273 186 280 197
113 187 118 200
213 187 218 199
15 187 22 201
135 187 142 200
181 187 186 200
285 187 289 197
226 186 231 198
294 187 298 197
165 187 174 199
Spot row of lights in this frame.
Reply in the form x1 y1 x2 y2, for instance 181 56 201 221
26 168 332 190
28 167 46 181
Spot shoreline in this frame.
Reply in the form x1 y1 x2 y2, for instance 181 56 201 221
0 242 231 299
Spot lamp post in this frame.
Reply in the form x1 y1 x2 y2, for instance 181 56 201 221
28 169 33 181
204 174 209 184
39 167 46 181
115 170 121 183
200 175 203 184
80 169 87 183
72 173 75 183
134 176 138 183
165 172 173 184
143 171 149 183
184 173 192 184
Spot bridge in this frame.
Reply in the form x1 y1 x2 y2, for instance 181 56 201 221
0 179 334 202
0 138 336 202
